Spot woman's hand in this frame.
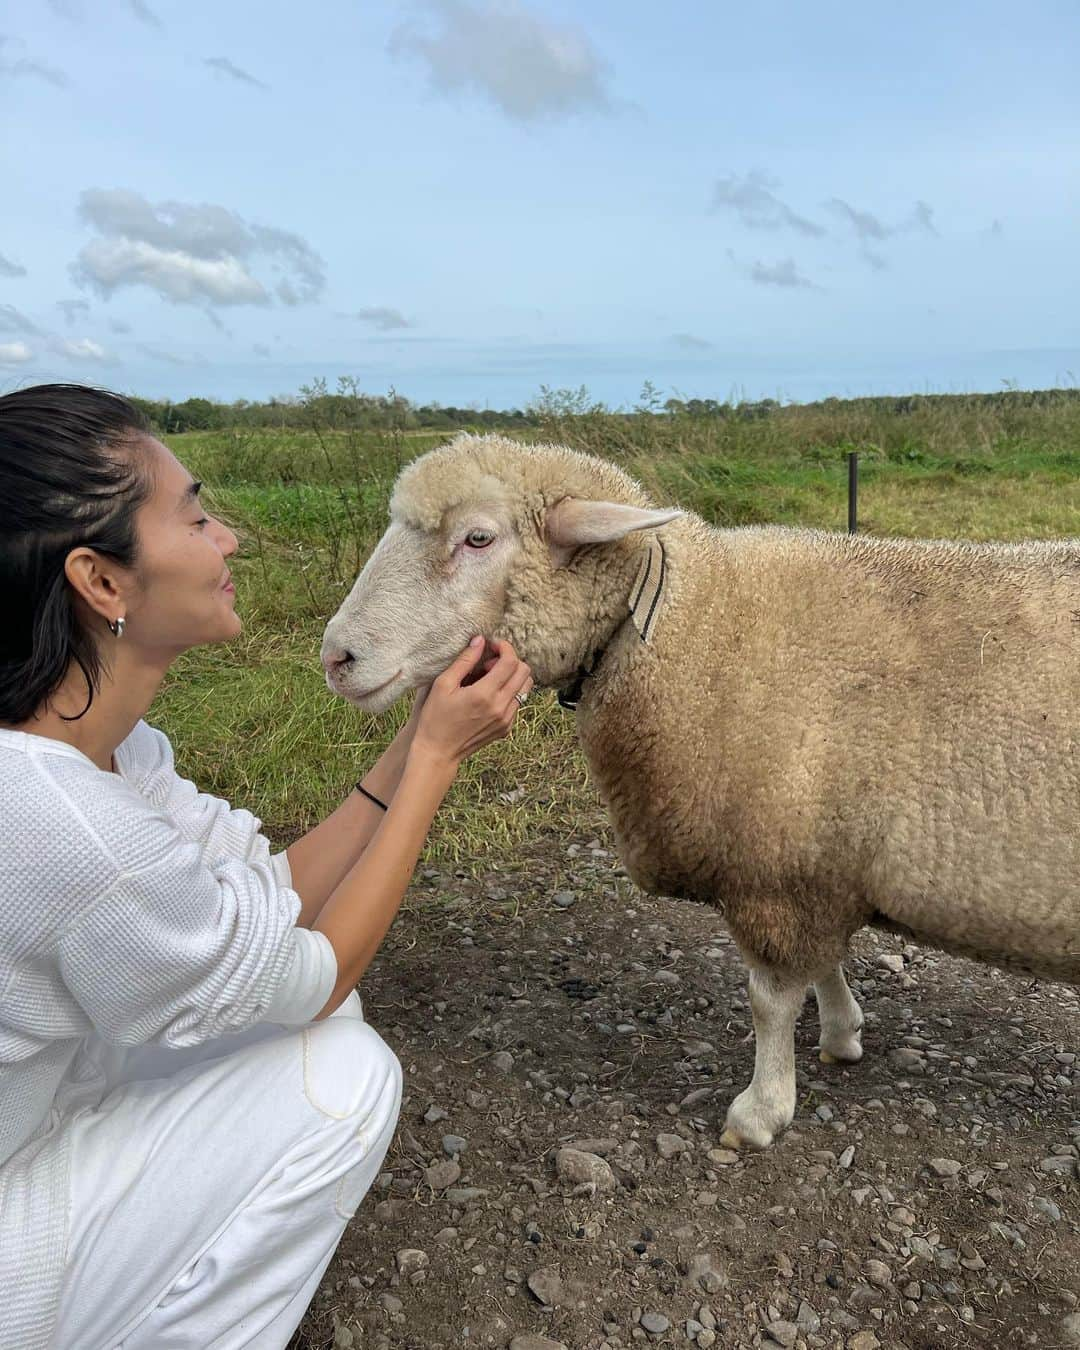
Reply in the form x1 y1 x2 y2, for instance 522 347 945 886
410 636 532 769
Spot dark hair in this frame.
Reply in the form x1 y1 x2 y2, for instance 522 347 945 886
0 384 153 723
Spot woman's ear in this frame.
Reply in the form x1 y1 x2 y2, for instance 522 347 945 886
545 498 682 569
64 547 127 623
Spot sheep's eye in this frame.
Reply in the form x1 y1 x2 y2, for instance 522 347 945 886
465 529 495 549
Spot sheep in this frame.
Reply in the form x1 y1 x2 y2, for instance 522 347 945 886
321 432 1080 1149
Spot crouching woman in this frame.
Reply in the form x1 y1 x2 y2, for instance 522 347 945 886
0 384 532 1349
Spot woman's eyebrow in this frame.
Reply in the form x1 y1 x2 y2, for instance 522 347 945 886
180 479 203 506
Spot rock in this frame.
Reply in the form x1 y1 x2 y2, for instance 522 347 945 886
865 1259 892 1287
509 1337 568 1350
442 1134 468 1156
686 1252 726 1294
838 1145 856 1169
489 1051 515 1074
445 1186 488 1205
552 890 576 908
423 1159 461 1189
698 1334 716 1349
765 1319 798 1347
888 1047 926 1072
928 1158 962 1178
796 1300 821 1334
395 1248 428 1278
876 953 905 973
1061 1313 1080 1345
848 1334 880 1350
423 1104 448 1124
526 1266 564 1306
377 1293 403 1314
706 1147 739 1166
656 1132 692 1159
554 1147 616 1192
1040 1156 1077 1176
640 1311 670 1337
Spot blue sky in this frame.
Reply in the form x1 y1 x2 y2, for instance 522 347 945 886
2 0 1078 408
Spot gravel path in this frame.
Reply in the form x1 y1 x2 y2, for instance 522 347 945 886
292 829 1080 1350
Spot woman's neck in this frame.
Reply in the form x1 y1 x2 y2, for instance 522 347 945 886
11 647 169 772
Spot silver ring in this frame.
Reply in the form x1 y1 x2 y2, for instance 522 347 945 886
514 690 528 708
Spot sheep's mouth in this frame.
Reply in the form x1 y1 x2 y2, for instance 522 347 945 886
327 667 404 707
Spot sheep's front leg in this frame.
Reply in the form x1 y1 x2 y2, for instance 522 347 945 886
814 963 864 1065
720 966 807 1150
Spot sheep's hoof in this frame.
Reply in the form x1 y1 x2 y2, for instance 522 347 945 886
718 1127 750 1151
818 1028 864 1065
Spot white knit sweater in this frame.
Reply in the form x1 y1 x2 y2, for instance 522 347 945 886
0 721 338 1350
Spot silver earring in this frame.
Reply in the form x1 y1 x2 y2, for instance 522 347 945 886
108 616 126 638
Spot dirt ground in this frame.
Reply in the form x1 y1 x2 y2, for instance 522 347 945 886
290 822 1080 1350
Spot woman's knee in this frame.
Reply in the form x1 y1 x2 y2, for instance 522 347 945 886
301 1016 401 1126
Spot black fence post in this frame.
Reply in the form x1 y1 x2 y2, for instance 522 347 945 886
847 451 859 534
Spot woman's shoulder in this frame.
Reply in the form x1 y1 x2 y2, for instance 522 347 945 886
0 725 186 882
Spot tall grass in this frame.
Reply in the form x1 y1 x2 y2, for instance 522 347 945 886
156 392 1080 863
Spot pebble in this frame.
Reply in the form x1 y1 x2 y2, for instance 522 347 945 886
489 1051 515 1074
553 890 576 909
706 1147 739 1166
1061 1313 1080 1345
394 1248 428 1278
442 1134 468 1156
423 1159 461 1190
1039 1155 1077 1176
927 1157 962 1178
686 1252 726 1294
639 1311 670 1337
423 1104 448 1124
656 1132 692 1159
876 953 905 973
765 1319 797 1347
848 1334 880 1350
526 1266 564 1307
554 1147 616 1192
509 1337 568 1350
865 1259 891 1287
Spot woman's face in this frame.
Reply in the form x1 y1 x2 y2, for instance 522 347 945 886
120 435 241 656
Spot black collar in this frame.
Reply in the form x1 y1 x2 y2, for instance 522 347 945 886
557 538 667 711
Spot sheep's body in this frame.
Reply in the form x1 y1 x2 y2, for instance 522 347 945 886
577 518 1080 985
323 433 1080 1148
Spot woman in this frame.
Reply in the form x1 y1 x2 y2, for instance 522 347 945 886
0 384 532 1349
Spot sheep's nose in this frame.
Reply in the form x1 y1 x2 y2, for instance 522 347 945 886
321 644 354 675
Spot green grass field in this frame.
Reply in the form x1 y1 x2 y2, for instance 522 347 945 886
155 394 1080 864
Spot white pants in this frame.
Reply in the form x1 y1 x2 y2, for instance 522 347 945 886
50 994 402 1350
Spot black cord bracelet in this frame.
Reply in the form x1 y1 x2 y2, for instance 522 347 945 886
355 783 389 811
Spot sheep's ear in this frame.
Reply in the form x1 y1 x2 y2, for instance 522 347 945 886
545 498 682 569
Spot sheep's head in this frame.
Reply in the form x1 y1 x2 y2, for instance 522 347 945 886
321 434 680 711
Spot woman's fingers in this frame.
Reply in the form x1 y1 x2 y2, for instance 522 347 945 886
435 636 486 691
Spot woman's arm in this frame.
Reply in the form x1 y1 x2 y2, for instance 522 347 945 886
285 691 426 927
312 638 531 1018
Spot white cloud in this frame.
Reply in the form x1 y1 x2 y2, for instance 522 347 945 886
136 342 207 366
0 304 40 335
826 196 938 241
51 336 112 363
72 189 325 309
0 341 33 364
128 0 163 29
671 332 712 350
390 0 614 122
0 36 70 87
109 317 133 334
204 56 268 90
57 298 91 325
712 171 826 238
0 251 26 278
726 251 817 290
338 306 413 331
